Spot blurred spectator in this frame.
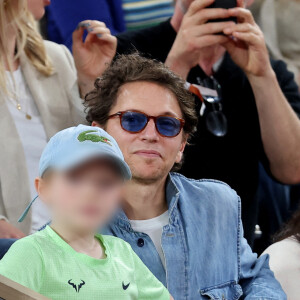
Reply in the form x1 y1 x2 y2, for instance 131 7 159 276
45 0 174 51
116 0 300 245
123 0 174 31
263 208 300 300
0 0 116 238
46 0 125 51
251 0 300 85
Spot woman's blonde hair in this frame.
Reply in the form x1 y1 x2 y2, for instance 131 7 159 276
0 0 53 94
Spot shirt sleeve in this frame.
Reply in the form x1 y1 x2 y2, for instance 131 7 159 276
130 248 170 300
0 238 44 293
272 59 300 118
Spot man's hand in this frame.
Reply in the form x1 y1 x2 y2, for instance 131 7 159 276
72 20 117 97
222 0 273 78
0 220 25 239
166 0 235 79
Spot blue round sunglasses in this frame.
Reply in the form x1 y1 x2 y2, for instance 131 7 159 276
108 110 185 138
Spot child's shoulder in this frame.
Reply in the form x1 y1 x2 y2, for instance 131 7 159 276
10 229 49 252
0 231 48 267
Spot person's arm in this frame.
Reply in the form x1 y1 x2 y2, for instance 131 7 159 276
165 0 235 79
72 20 117 98
0 238 44 292
247 68 300 183
222 0 300 184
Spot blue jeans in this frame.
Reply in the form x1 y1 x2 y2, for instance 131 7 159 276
0 239 16 259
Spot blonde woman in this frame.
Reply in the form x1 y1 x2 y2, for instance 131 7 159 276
0 0 117 238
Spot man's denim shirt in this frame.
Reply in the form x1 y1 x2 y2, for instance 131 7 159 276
103 173 286 300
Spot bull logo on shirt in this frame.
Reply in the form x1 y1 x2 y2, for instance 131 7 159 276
68 279 85 293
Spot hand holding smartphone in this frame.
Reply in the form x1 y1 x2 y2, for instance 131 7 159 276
207 0 238 25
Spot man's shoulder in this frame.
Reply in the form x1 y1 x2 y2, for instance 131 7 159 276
170 172 240 209
171 172 237 193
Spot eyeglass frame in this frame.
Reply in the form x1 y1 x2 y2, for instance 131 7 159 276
107 110 186 138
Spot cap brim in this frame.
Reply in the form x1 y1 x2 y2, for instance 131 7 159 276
41 148 131 180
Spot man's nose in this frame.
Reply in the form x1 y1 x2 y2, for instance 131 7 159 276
140 119 159 141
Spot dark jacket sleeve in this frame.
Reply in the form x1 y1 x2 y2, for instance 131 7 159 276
46 0 126 51
272 59 300 118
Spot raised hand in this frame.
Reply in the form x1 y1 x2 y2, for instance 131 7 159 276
72 20 117 97
166 0 235 79
222 0 272 78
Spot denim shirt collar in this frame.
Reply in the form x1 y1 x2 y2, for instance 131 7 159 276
114 173 180 230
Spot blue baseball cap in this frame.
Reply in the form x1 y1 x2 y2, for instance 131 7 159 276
18 125 131 223
39 125 131 179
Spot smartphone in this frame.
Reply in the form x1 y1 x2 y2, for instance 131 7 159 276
207 0 238 24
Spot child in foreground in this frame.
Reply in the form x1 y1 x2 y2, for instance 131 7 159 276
0 125 171 300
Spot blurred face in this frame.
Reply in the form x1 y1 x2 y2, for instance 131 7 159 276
103 81 186 184
37 159 123 233
27 0 50 20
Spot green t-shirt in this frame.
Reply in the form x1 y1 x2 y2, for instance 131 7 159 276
0 226 170 300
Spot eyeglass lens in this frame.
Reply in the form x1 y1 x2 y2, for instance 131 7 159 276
121 112 182 137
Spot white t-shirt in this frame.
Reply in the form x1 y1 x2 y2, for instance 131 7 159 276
263 237 300 300
6 68 51 233
130 211 169 269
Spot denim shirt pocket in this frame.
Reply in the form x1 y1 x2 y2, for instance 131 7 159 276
200 281 243 300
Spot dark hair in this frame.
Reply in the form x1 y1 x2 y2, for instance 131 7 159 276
274 208 300 243
84 53 198 137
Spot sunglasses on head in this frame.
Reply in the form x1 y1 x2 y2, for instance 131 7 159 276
108 110 185 138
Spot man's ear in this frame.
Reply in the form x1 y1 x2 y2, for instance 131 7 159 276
175 139 187 164
92 121 100 127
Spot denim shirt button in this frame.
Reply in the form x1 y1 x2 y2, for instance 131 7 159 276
137 238 144 247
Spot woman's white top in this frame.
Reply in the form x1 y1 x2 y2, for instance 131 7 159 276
6 68 50 233
263 237 300 300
